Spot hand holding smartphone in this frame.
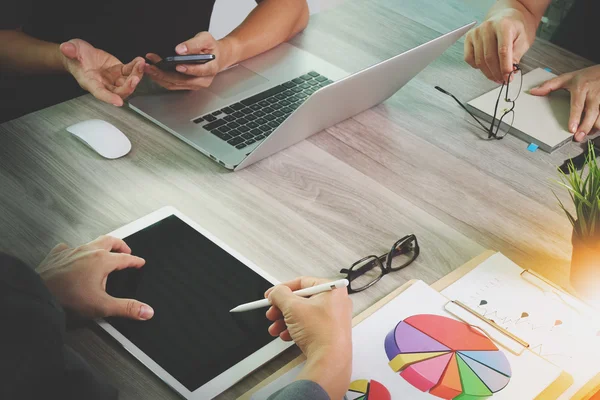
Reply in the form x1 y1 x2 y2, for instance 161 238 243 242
149 54 215 71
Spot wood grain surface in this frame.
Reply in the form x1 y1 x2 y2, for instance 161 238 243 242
0 0 595 398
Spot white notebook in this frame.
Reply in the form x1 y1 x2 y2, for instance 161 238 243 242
467 68 572 152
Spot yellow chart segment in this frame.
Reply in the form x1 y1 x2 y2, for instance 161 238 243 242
349 379 369 393
388 351 450 372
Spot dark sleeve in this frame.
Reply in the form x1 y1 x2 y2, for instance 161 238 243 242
267 380 330 400
0 253 117 400
551 0 600 64
0 0 33 29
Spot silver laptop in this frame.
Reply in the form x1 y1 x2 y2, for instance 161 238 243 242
129 22 475 171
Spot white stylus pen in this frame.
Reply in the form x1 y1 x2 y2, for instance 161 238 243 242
229 279 349 313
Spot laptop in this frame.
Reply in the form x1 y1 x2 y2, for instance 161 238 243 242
129 22 475 171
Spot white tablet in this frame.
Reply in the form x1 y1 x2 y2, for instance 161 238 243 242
97 206 292 399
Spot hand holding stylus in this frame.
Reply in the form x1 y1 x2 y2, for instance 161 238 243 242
263 277 353 400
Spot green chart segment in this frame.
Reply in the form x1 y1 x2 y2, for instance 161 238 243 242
455 354 492 399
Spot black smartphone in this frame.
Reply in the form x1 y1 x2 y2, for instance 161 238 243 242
153 54 215 71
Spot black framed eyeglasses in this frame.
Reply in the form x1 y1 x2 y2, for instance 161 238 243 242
435 64 523 140
339 234 420 294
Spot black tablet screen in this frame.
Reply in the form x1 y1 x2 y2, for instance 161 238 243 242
105 215 275 392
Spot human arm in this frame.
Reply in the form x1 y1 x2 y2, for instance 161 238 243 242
38 235 154 320
0 31 144 106
263 277 353 400
464 0 550 82
0 252 119 400
0 30 65 74
144 0 309 90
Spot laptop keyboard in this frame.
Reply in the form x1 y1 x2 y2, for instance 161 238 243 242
192 71 333 150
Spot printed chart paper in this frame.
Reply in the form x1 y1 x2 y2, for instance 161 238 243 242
252 281 562 399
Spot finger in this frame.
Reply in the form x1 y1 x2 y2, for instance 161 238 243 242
568 89 588 136
104 296 154 320
266 305 283 321
267 285 295 312
144 64 174 82
576 101 600 140
472 31 495 81
176 31 215 55
108 252 146 271
145 53 162 64
529 75 570 97
146 76 174 90
496 23 515 81
51 243 70 254
122 57 145 76
464 32 476 68
59 41 79 61
87 235 132 254
175 62 218 77
512 34 531 67
482 28 502 82
279 330 292 342
268 319 287 337
146 75 192 91
88 82 124 107
145 67 210 90
112 74 141 98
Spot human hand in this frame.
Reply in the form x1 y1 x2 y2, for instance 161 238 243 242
530 65 600 141
144 32 236 91
38 236 154 321
265 276 353 355
266 277 353 399
465 9 536 83
60 39 145 107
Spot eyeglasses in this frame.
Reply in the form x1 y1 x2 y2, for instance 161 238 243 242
435 64 523 140
340 234 420 294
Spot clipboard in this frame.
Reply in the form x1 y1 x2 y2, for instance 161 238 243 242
240 250 578 400
436 251 600 400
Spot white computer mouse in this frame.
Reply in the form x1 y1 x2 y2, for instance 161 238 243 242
66 119 132 159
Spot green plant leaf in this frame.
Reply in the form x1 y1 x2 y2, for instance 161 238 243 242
554 142 600 239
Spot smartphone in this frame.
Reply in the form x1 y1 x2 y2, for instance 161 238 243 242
153 54 215 71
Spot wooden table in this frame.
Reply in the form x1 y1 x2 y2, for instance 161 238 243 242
0 0 595 398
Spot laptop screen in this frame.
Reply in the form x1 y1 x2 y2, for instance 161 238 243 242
105 215 275 392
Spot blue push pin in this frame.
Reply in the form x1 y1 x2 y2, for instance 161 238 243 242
544 67 552 73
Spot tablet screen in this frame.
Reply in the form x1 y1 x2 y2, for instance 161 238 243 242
105 215 275 392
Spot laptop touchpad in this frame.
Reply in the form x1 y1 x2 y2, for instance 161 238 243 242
207 65 269 99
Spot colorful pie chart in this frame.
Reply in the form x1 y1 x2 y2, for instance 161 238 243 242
346 379 391 400
385 314 511 399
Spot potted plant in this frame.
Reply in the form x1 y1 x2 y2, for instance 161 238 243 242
555 142 600 302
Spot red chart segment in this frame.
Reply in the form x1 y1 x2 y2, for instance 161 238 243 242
385 314 510 399
347 379 391 400
404 314 498 351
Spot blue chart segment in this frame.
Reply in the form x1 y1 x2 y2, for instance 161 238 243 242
458 351 512 377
